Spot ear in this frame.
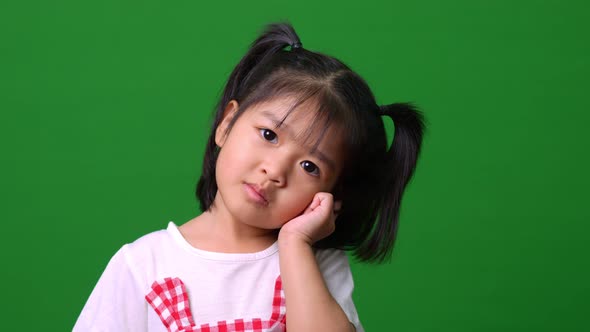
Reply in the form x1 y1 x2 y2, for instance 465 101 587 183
215 100 239 147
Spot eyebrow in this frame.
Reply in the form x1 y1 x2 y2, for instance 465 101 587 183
260 110 337 171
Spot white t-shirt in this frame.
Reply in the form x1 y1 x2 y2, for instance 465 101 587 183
73 222 364 332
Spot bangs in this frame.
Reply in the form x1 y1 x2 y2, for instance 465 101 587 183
234 69 359 159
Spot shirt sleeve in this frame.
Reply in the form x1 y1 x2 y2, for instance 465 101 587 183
315 248 364 332
73 244 147 332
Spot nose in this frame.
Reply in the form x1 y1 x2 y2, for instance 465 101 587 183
261 151 290 187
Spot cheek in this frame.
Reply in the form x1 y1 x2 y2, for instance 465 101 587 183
215 149 244 187
218 136 257 169
276 185 318 218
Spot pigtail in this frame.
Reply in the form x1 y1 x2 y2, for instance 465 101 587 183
359 102 427 263
197 22 302 211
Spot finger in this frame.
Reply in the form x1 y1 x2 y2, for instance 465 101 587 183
303 195 322 214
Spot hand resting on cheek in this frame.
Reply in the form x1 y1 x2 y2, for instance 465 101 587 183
278 192 342 245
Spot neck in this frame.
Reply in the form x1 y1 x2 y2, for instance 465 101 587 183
181 192 278 253
207 204 278 245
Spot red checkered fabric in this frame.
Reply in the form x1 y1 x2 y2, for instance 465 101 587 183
145 276 286 332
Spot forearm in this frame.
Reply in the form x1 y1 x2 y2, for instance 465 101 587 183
278 235 354 332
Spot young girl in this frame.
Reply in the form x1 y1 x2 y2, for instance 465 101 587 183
74 22 426 332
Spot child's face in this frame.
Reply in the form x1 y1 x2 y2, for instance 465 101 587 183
213 96 346 230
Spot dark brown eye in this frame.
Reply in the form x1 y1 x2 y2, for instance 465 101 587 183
260 129 278 143
300 160 320 176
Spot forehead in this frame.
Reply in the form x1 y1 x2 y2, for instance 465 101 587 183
247 95 314 119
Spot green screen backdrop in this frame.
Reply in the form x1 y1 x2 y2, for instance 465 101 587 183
2 0 588 330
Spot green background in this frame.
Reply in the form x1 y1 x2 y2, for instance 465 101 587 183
2 0 588 330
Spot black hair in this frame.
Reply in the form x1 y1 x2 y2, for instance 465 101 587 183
196 21 427 263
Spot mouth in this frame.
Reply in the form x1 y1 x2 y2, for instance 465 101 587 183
243 183 269 206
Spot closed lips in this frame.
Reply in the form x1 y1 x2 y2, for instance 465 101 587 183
245 183 268 203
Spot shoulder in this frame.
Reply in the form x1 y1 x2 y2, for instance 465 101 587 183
73 228 174 332
313 248 353 286
109 223 179 277
122 222 177 257
127 227 170 251
314 248 350 269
